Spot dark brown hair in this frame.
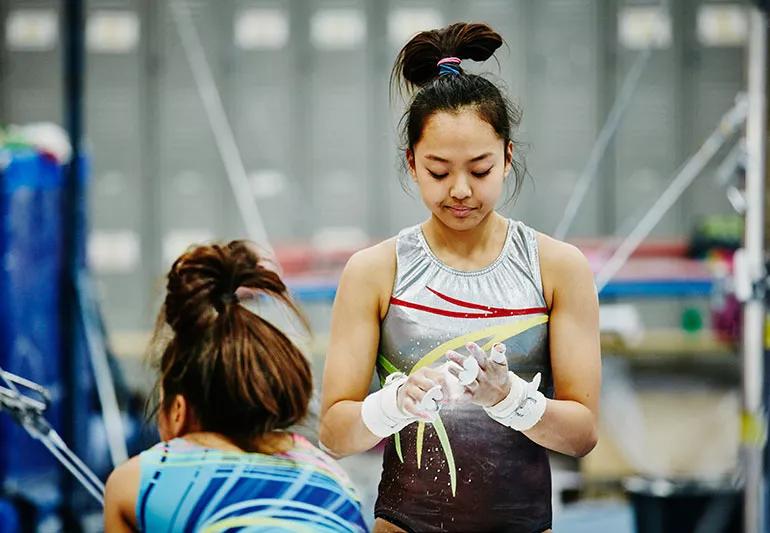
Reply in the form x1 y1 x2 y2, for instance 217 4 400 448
391 22 527 203
150 240 311 449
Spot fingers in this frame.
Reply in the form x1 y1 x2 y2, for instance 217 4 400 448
402 370 443 419
409 372 439 394
466 342 488 369
400 395 434 421
425 365 458 395
458 356 480 386
446 350 465 367
446 351 476 382
432 361 466 404
445 360 463 379
421 367 446 383
445 344 511 406
417 385 443 413
490 343 507 365
447 348 482 385
403 345 511 412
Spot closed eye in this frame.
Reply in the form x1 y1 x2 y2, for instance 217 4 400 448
428 170 449 179
472 167 493 178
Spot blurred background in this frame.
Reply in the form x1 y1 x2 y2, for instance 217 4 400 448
0 0 767 531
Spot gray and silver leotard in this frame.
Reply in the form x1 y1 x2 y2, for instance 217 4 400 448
374 219 552 533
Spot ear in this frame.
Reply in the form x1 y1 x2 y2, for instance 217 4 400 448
504 141 514 178
406 149 418 182
159 394 190 440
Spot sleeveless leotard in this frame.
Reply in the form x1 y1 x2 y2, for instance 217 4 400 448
375 220 552 532
136 434 368 532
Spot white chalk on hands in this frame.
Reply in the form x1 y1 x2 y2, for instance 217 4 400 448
434 361 466 404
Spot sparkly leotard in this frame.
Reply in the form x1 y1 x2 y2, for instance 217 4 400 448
375 219 552 533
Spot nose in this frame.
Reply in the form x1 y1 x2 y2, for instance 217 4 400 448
449 174 472 200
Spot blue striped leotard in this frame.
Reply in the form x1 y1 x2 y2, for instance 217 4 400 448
136 434 368 532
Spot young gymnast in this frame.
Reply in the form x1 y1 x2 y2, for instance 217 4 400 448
104 240 368 532
320 23 601 532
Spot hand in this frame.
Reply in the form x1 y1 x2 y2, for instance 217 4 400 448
396 366 455 421
446 342 512 408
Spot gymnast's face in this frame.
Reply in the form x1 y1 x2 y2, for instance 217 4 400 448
407 108 512 232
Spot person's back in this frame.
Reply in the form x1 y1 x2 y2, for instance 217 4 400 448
137 435 365 532
104 240 368 533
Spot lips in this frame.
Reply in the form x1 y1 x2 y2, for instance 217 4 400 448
445 205 475 218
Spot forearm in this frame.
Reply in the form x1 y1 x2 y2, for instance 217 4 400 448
522 399 598 457
319 400 382 458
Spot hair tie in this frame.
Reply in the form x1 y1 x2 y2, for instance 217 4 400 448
437 56 462 76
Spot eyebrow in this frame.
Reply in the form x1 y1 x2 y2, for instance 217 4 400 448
424 152 493 163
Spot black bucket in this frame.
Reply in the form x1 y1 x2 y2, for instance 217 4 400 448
624 477 742 533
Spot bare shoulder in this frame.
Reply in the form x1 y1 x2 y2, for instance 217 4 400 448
535 232 590 272
339 238 396 307
534 232 594 303
345 238 396 275
105 455 141 529
107 454 140 487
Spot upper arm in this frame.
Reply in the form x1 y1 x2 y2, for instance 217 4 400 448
320 241 395 417
539 236 601 415
104 457 140 532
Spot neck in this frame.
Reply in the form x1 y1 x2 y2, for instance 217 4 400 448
423 211 506 257
181 430 293 454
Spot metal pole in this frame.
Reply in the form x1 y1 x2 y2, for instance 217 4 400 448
594 98 747 292
553 48 650 240
742 7 768 533
62 0 86 515
167 0 275 260
77 273 127 465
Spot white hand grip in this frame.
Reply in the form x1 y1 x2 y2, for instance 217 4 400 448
458 356 480 385
490 343 507 364
418 385 443 413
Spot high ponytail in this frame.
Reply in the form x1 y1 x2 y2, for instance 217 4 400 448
391 23 504 90
152 240 312 449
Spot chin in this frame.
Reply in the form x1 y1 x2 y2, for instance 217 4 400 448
437 213 478 231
